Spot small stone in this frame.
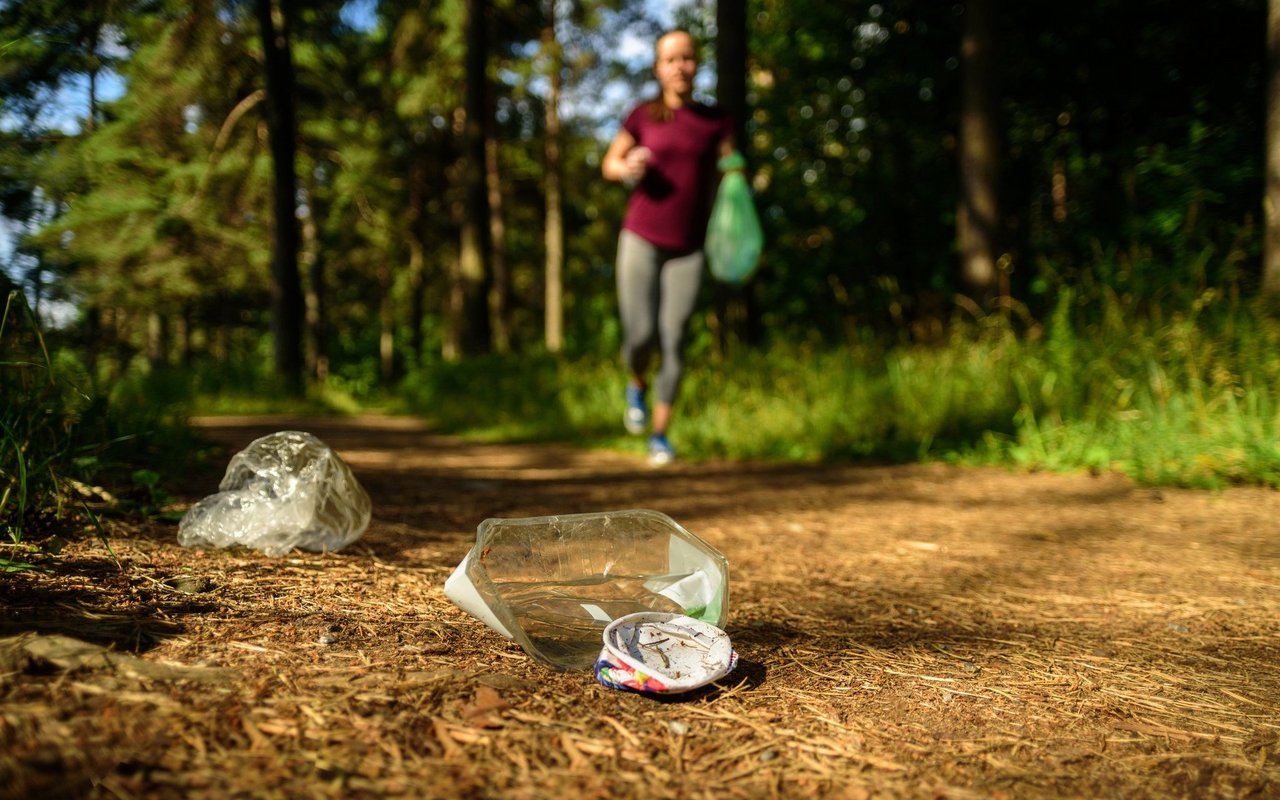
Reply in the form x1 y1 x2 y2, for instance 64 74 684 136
667 720 689 736
318 634 337 645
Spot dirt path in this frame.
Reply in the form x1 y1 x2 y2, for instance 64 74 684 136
3 414 1278 798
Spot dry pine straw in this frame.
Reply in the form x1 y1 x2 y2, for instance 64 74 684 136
1 423 1279 799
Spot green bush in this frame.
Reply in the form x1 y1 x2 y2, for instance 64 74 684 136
397 289 1280 488
1 291 197 552
1 291 86 543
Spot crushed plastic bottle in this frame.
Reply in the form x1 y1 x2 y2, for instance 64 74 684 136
595 611 739 695
445 509 729 670
177 430 372 557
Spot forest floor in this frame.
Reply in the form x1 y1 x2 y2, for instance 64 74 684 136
2 414 1279 799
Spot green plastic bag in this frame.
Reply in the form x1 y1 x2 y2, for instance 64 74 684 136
705 152 764 285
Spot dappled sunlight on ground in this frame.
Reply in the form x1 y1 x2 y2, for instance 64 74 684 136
3 414 1277 798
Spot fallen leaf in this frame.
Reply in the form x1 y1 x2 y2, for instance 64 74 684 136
462 685 509 728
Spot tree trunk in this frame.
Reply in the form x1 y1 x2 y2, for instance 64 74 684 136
406 238 426 366
177 304 192 367
380 275 395 383
254 0 305 391
543 4 565 354
486 81 511 354
406 158 427 366
213 318 229 364
82 305 101 379
714 0 756 349
301 195 327 381
146 311 168 367
716 0 747 154
84 11 103 133
87 68 97 133
452 0 492 358
957 0 1000 306
111 307 132 372
1265 0 1280 294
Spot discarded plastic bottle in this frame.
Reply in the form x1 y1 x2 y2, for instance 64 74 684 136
445 509 730 670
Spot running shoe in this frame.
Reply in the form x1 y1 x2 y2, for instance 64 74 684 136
624 384 648 435
647 434 676 465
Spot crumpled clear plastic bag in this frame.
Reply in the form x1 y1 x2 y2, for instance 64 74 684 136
177 430 372 557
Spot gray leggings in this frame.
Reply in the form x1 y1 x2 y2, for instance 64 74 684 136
615 229 704 406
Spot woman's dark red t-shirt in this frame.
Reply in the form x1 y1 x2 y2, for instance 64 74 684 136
621 102 731 253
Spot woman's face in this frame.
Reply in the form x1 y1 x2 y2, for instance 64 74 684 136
654 32 697 99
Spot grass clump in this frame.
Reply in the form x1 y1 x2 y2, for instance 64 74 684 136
976 289 1280 487
1 290 84 548
398 289 1280 488
0 291 195 561
398 353 624 444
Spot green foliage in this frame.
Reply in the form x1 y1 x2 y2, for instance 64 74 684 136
1 289 83 544
398 352 623 443
112 352 368 417
743 0 966 334
0 289 196 555
1 0 1270 367
0 0 137 121
2 0 1275 497
400 284 1280 489
975 287 1280 488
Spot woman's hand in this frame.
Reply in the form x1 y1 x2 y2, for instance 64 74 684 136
621 146 652 182
603 129 650 184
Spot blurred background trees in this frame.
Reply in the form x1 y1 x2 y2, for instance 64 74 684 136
0 0 1270 386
